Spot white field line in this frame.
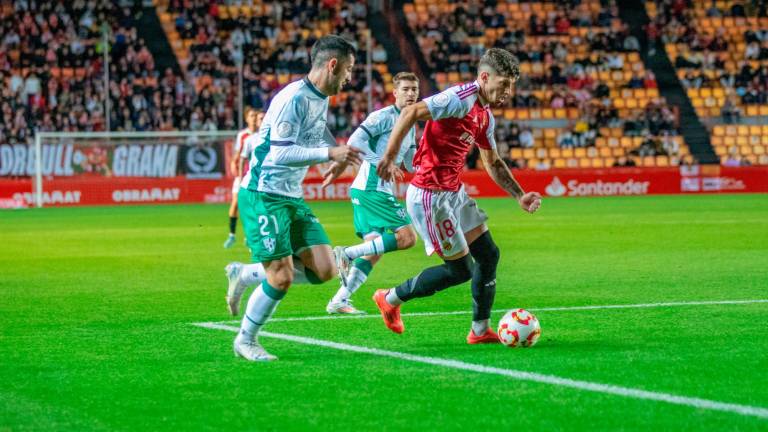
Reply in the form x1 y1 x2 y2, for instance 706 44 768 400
193 322 768 420
218 299 768 324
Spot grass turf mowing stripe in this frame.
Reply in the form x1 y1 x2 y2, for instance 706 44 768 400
218 298 768 324
193 322 768 420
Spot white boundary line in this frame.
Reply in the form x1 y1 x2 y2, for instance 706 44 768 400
219 299 768 324
193 322 768 420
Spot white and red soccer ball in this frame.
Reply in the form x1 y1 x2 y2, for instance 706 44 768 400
497 309 541 347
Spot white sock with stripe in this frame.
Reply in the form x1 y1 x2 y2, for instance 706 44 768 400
240 263 266 285
237 282 284 342
240 261 311 285
343 233 398 260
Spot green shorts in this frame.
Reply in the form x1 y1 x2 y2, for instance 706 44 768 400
350 188 411 239
239 188 330 263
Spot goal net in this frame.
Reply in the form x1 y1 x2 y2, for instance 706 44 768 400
0 131 238 208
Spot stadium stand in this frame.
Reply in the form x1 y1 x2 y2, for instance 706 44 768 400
403 0 692 168
154 0 394 138
0 0 247 138
4 0 765 168
648 0 768 166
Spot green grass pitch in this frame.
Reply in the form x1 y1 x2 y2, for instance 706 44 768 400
1 194 767 430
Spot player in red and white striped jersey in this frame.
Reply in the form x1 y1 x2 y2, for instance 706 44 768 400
374 48 542 343
224 107 263 249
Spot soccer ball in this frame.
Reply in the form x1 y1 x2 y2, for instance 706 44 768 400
497 309 541 348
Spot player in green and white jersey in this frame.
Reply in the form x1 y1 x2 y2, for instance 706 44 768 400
323 72 421 314
226 35 362 362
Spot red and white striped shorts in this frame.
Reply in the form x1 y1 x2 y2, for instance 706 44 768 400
406 184 488 258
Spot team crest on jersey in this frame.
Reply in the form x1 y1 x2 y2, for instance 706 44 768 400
432 93 450 107
262 237 276 253
442 240 452 251
277 122 294 138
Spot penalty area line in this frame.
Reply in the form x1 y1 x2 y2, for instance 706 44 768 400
192 322 768 420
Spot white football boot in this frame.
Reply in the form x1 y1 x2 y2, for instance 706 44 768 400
326 298 365 315
233 336 277 362
225 262 248 316
333 246 350 286
223 233 236 249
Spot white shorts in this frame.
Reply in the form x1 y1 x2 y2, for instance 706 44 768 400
231 177 241 195
406 184 488 257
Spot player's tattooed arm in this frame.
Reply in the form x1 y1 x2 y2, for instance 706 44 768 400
479 148 524 199
480 148 541 213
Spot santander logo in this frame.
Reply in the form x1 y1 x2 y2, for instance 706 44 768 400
545 176 567 196
544 176 650 197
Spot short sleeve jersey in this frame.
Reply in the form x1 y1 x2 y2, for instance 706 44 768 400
242 77 331 198
349 105 416 194
411 81 497 192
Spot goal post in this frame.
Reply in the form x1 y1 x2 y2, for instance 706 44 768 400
22 131 239 208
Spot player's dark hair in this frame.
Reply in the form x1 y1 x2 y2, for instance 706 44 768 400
311 35 356 70
478 48 520 81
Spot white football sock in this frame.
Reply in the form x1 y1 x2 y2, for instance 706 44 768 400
331 285 352 304
331 266 368 303
238 284 281 341
471 319 490 336
240 263 266 285
344 237 388 260
385 288 403 306
240 261 310 286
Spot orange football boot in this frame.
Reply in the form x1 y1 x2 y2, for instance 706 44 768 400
467 328 501 344
372 289 404 334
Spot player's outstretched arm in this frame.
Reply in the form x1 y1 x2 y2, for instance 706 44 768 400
377 101 432 181
479 147 541 213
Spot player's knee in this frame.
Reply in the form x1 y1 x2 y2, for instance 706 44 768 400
446 254 473 284
396 227 417 249
486 242 500 266
470 232 500 268
313 265 337 282
269 265 294 289
270 274 293 290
